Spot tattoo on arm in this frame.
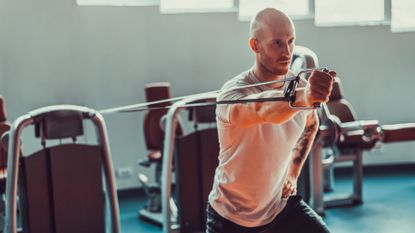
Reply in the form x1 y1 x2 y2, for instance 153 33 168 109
292 113 319 165
293 127 315 164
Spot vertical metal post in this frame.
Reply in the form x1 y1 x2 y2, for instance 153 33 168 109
310 142 325 215
353 150 363 204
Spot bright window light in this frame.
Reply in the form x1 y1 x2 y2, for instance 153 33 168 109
238 0 309 21
391 0 415 32
160 0 234 13
76 0 159 6
315 0 385 26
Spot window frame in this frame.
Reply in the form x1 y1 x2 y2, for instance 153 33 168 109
159 0 236 14
75 0 159 6
237 0 313 21
314 0 388 27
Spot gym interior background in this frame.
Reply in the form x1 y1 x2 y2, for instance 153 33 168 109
0 0 414 232
1 0 414 189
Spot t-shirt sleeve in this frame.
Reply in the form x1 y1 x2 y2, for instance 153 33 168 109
216 81 250 124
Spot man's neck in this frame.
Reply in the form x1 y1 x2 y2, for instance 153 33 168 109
252 64 287 88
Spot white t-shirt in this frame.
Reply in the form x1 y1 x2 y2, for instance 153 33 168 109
208 70 309 227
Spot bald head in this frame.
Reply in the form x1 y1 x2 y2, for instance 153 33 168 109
248 8 296 78
249 8 295 39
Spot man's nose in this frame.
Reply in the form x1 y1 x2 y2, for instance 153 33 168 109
281 43 291 56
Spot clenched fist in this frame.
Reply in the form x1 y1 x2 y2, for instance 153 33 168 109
305 70 336 106
282 175 297 200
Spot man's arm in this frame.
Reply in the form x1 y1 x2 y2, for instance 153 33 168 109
282 110 319 198
228 70 334 128
229 88 311 127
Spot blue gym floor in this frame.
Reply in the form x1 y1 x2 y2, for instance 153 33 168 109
119 168 415 233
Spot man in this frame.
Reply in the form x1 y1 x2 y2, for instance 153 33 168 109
207 8 335 233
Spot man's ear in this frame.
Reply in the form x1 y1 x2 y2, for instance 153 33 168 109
249 38 260 53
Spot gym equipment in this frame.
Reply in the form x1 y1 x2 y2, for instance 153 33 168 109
161 93 219 233
137 82 183 226
311 77 415 214
0 96 10 186
3 105 120 233
0 96 10 191
0 96 11 231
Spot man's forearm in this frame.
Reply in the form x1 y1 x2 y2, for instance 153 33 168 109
290 111 319 178
230 88 310 127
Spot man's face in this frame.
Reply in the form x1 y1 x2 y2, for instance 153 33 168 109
256 22 295 76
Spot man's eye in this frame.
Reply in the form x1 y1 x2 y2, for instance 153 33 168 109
274 40 281 46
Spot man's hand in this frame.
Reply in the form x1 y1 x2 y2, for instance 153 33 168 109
305 70 336 106
282 174 297 199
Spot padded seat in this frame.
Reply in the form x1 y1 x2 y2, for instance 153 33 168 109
141 82 183 166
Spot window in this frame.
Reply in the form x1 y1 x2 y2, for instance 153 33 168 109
160 0 234 13
238 0 309 21
315 0 385 26
76 0 159 6
391 0 415 32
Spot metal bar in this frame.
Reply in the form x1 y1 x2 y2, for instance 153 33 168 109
105 96 290 113
99 77 298 114
162 105 182 233
91 112 121 233
4 115 33 233
353 150 363 204
309 141 325 216
99 68 329 115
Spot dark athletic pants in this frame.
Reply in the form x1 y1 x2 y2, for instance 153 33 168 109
206 196 330 233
